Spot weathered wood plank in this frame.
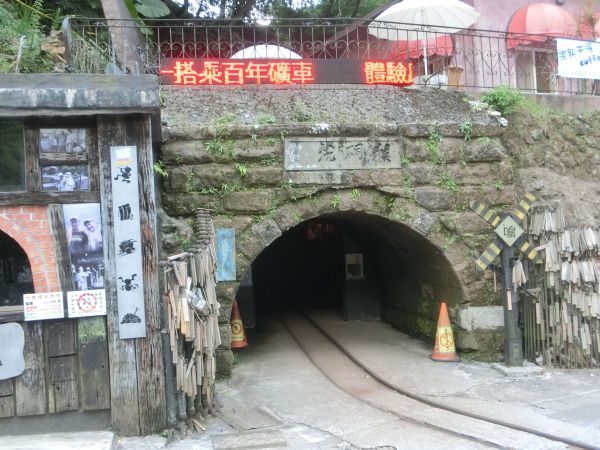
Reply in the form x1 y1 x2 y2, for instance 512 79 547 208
78 317 110 411
98 116 140 436
48 205 75 292
39 153 88 165
46 320 76 357
0 378 14 396
131 115 167 434
25 128 40 192
48 355 79 412
14 322 46 416
0 191 100 206
87 127 100 192
0 395 15 418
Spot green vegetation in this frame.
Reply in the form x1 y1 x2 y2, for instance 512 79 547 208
494 181 505 191
458 121 473 142
255 113 276 125
0 0 55 73
153 160 169 178
481 86 523 115
234 162 247 177
331 193 341 208
437 171 459 192
426 129 443 166
291 99 316 123
350 188 361 200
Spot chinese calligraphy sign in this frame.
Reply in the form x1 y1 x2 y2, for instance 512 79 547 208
284 137 405 171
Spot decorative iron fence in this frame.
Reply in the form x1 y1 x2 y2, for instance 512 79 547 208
63 17 598 95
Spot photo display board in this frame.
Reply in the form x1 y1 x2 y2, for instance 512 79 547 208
110 146 146 339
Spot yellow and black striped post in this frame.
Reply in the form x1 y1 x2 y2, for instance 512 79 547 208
470 192 540 367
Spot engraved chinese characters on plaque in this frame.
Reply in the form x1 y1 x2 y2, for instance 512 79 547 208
284 137 404 171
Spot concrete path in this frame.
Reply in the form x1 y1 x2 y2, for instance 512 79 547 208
3 309 600 450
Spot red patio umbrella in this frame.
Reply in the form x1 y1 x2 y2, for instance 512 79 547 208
387 34 453 60
507 2 578 49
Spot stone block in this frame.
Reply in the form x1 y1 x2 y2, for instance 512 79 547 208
162 140 215 164
409 163 435 185
440 212 489 234
463 139 505 162
252 219 282 247
237 230 265 261
223 191 271 213
162 193 221 216
215 349 234 378
463 280 501 306
234 142 282 161
455 329 504 361
447 163 494 185
411 212 437 235
245 167 284 186
414 186 455 211
455 306 504 331
219 324 231 348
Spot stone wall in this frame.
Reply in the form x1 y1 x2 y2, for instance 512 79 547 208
159 84 600 367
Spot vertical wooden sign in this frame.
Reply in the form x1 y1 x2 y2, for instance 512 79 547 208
110 146 146 339
216 228 236 282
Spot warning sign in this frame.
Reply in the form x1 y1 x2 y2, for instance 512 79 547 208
67 289 107 318
23 292 64 321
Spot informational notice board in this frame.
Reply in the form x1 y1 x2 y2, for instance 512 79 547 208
67 289 107 318
110 146 146 339
216 228 236 281
23 292 64 321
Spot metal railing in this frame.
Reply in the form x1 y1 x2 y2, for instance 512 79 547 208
63 17 598 95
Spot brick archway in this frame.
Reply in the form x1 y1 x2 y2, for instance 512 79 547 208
0 206 61 293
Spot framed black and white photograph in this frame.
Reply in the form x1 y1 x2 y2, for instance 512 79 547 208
63 203 104 289
40 128 87 154
42 165 89 191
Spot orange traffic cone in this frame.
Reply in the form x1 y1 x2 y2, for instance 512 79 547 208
431 302 460 362
230 299 247 349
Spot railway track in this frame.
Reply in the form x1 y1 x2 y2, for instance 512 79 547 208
280 311 598 450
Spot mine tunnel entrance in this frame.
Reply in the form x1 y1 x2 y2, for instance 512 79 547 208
236 212 463 340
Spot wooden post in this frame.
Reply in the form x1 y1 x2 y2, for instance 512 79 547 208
97 115 166 435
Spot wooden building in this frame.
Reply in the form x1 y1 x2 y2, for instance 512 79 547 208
0 74 166 435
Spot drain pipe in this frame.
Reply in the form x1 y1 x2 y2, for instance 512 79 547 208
15 36 26 74
159 264 177 427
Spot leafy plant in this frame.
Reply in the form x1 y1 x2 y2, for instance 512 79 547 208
291 100 316 122
256 113 276 125
458 121 473 142
153 160 168 178
331 193 341 208
350 188 361 200
0 0 54 74
481 86 524 115
494 181 506 191
437 171 459 192
204 138 234 157
426 129 443 165
260 158 275 166
234 162 247 178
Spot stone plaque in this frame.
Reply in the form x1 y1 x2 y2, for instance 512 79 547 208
284 137 404 171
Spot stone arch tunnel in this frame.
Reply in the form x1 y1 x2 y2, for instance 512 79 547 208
237 211 463 339
159 84 514 371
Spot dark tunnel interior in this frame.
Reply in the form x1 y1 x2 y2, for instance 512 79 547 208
238 212 464 337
